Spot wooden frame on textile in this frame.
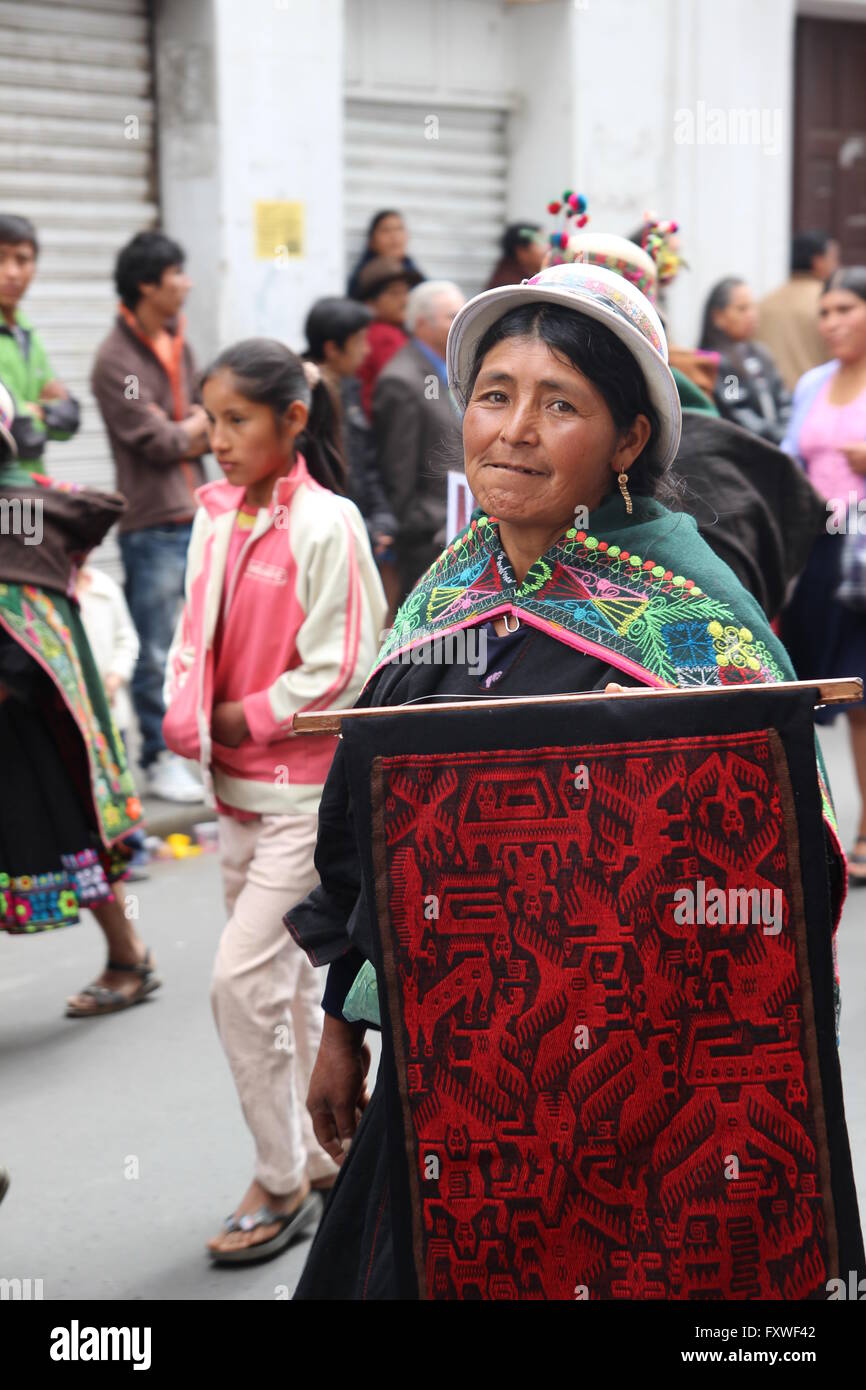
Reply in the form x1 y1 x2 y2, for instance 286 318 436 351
292 677 863 735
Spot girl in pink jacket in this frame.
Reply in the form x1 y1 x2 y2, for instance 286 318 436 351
163 339 386 1264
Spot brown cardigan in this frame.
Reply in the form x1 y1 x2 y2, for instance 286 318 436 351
90 315 204 533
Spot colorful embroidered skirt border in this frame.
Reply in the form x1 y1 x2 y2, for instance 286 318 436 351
0 844 131 934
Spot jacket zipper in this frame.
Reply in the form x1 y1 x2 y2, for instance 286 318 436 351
222 509 274 619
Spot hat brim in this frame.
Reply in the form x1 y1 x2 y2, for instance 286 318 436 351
446 282 682 469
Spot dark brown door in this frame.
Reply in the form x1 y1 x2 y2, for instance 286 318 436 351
794 16 866 264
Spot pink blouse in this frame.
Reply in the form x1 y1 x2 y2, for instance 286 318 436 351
799 376 866 524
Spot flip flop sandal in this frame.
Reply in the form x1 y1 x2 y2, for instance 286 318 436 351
65 950 162 1018
208 1192 322 1266
848 842 866 886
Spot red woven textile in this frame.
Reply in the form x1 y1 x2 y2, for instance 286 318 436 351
372 731 841 1300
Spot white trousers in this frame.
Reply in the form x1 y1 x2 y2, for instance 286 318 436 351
210 812 336 1193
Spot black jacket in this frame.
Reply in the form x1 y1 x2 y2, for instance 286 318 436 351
372 340 462 594
339 377 396 542
711 339 792 445
671 410 825 619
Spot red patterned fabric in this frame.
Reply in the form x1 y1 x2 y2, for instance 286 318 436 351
373 731 841 1300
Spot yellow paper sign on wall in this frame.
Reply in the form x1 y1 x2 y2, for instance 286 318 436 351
255 201 305 261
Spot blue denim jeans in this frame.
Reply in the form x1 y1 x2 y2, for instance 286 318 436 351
119 522 192 769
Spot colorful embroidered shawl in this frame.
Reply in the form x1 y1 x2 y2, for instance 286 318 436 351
371 494 842 846
374 495 790 688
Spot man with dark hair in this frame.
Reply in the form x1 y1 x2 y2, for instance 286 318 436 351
790 230 839 279
91 230 209 802
757 229 840 390
0 213 80 467
485 222 545 290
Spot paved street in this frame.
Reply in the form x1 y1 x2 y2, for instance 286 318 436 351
0 849 370 1300
1 718 864 1301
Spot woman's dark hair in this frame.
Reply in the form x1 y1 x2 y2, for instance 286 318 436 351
822 266 866 302
0 214 38 255
698 277 745 351
114 230 186 310
366 209 402 245
502 222 541 258
304 297 373 361
201 338 347 495
465 302 669 498
792 230 832 274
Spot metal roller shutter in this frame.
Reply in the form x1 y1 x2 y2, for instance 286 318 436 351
344 98 508 302
0 0 157 573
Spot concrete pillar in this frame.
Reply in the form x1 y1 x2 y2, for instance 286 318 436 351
505 0 576 228
154 0 344 364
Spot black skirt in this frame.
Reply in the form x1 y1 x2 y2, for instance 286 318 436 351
780 533 866 724
0 660 129 935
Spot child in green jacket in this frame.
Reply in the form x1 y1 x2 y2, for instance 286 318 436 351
0 214 80 469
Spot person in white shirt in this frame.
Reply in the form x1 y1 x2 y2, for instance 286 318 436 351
76 563 139 735
76 563 149 875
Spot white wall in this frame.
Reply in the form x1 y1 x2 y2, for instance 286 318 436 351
153 0 220 363
665 0 796 345
504 0 574 228
557 0 795 345
155 0 344 361
214 0 344 350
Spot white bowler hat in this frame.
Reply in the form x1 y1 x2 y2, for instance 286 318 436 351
446 260 682 468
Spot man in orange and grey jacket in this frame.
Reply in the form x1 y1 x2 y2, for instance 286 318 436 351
91 230 209 804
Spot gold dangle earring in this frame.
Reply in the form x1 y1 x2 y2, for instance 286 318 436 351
618 467 633 515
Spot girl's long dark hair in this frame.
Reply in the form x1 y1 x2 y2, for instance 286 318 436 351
201 338 347 495
698 277 745 351
465 302 674 500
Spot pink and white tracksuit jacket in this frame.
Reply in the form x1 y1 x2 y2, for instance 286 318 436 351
163 456 387 816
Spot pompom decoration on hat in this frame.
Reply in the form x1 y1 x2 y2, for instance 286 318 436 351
546 189 589 261
640 214 687 285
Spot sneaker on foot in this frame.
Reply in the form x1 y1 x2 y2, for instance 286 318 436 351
145 752 204 804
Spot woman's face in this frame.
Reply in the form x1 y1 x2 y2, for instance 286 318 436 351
370 215 407 259
463 336 651 532
713 283 758 342
818 289 866 363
